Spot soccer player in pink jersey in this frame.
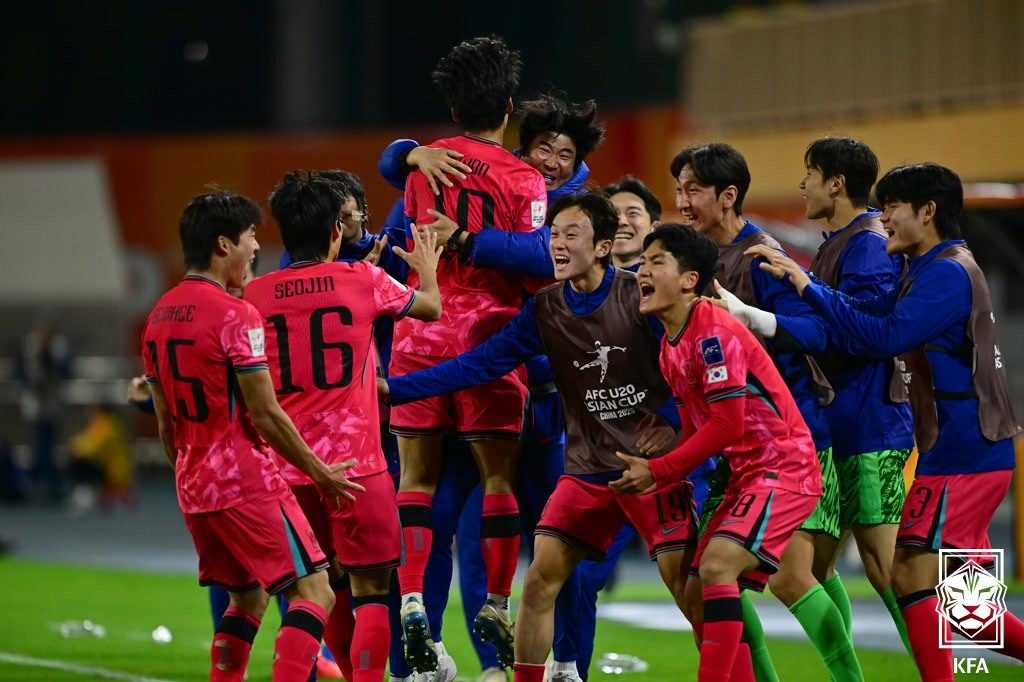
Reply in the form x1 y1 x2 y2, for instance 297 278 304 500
143 191 364 682
388 36 547 670
611 224 824 682
244 171 442 682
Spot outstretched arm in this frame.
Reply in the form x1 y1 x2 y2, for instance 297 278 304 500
385 300 544 405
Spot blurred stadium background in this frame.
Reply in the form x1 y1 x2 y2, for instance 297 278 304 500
1 0 1023 680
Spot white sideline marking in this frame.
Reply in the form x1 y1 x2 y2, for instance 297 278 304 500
0 652 177 682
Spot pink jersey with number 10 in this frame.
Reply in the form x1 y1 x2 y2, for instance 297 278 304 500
395 134 547 358
244 260 416 484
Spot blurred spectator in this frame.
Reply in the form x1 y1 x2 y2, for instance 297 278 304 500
68 404 136 513
0 433 27 502
15 320 72 500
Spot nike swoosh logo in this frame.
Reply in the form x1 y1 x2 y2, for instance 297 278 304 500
903 520 920 529
720 519 744 526
661 524 683 535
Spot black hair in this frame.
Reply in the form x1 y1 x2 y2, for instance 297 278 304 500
670 143 751 215
432 36 522 132
875 163 963 240
643 223 719 294
602 175 662 220
269 171 347 262
318 169 365 213
179 189 261 270
547 190 619 266
804 136 879 207
517 94 605 166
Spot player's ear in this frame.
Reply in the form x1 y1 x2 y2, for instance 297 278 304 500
829 173 846 198
594 238 612 260
719 185 738 212
215 234 231 257
505 98 513 115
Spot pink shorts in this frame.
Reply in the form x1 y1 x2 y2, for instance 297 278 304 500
692 486 818 592
896 470 1012 553
535 475 695 560
389 352 526 440
184 491 327 594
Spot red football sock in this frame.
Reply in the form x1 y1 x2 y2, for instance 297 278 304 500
699 584 743 682
481 492 520 597
323 579 355 681
692 620 704 649
975 609 1024 662
513 662 546 682
273 599 327 682
211 605 260 682
397 491 433 595
730 642 755 682
900 593 953 682
350 597 390 682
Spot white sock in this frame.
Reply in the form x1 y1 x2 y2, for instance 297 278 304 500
402 592 424 607
552 660 578 675
486 592 510 612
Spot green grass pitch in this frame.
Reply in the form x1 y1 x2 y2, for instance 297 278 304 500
0 558 1019 681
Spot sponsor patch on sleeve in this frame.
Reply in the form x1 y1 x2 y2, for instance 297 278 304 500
700 336 725 366
247 327 265 357
531 200 546 227
706 366 729 384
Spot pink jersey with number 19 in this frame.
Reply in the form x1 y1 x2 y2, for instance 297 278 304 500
658 300 821 497
142 275 287 514
395 134 547 358
244 260 416 484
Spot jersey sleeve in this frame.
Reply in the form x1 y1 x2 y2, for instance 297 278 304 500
222 302 270 373
514 173 548 232
141 323 159 385
366 262 416 319
470 225 554 278
696 327 748 402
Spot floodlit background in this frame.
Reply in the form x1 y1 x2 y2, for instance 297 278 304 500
0 1 1022 680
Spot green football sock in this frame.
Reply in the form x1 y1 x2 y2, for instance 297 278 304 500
821 573 853 639
740 591 779 682
880 587 913 655
789 585 864 682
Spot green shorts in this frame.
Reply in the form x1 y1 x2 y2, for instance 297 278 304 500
697 455 730 536
797 447 840 539
835 448 912 527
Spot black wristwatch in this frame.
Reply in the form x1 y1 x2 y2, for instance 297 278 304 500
447 227 468 252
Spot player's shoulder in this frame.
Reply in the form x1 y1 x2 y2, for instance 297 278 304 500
690 299 747 339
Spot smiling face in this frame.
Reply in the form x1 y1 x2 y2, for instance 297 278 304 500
222 226 259 290
879 199 933 256
610 191 654 264
675 163 732 235
636 239 697 316
549 206 610 281
799 165 834 220
523 131 577 190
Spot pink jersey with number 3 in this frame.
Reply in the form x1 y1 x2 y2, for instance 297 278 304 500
244 260 416 484
659 300 821 496
395 134 547 358
143 275 287 514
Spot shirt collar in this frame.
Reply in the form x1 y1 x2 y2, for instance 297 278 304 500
908 239 966 276
183 273 226 290
822 209 881 241
732 220 759 244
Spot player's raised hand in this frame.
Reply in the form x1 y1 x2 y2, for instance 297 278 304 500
634 413 676 456
421 209 459 245
609 452 655 494
713 280 750 322
362 235 387 266
407 146 472 195
314 458 367 503
126 375 151 405
393 223 443 275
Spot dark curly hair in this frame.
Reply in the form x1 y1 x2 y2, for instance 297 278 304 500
269 171 347 263
643 223 719 294
432 36 522 132
517 94 605 166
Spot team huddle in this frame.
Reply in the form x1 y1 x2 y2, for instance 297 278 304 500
142 36 1022 682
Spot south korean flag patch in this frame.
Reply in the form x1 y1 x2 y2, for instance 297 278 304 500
706 365 729 384
247 327 266 357
699 336 725 366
